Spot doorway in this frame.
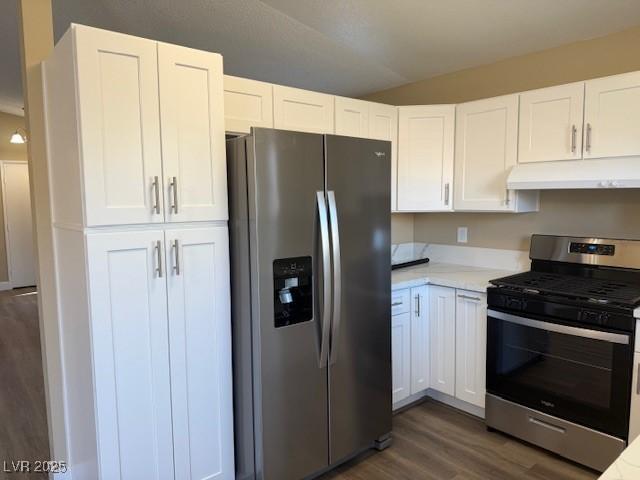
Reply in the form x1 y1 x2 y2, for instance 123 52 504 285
1 161 35 288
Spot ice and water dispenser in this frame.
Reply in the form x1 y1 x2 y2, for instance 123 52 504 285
273 256 313 328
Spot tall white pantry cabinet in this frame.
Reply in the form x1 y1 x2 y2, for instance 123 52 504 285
43 25 234 480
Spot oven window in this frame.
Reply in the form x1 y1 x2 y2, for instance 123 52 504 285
498 321 613 410
487 312 632 438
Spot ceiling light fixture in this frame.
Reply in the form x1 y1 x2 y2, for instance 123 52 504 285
9 128 27 144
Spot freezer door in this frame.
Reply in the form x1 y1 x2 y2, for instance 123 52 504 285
325 135 392 463
248 129 330 480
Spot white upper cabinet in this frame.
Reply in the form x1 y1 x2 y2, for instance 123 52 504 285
397 105 455 212
454 290 487 408
273 85 335 134
335 97 369 137
74 25 164 226
455 95 538 212
429 285 456 396
158 43 228 223
584 71 640 159
369 103 399 211
165 227 234 480
518 82 585 163
224 75 274 134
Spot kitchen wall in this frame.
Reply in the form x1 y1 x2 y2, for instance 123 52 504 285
0 111 28 282
371 25 640 251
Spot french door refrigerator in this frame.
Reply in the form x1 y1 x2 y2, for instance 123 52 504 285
227 128 392 480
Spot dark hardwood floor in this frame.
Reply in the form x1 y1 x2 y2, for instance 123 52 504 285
0 288 49 479
320 400 598 480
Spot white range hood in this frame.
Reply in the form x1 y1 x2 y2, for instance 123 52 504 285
507 157 640 190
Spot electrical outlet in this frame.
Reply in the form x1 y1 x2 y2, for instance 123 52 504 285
457 227 468 243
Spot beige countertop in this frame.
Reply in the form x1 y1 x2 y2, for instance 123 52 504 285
392 262 520 293
599 436 640 479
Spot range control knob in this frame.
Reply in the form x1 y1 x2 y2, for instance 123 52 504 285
598 312 610 324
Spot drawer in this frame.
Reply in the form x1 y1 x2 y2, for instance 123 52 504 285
391 289 411 315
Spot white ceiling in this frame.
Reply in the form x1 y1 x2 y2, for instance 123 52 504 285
3 0 640 115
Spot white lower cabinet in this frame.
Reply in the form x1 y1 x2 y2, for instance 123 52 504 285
391 311 411 404
392 284 488 414
629 320 640 443
454 290 487 408
410 286 429 394
429 286 456 396
86 227 234 479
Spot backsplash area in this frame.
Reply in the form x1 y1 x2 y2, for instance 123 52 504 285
392 242 529 272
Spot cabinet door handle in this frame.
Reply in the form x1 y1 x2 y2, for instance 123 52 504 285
586 123 592 153
505 189 511 206
155 240 163 278
444 182 450 206
415 294 420 316
170 176 179 214
458 294 481 301
172 239 180 276
152 176 160 214
570 124 577 153
637 364 640 395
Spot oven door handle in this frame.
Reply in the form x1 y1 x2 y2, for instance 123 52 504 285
488 309 630 345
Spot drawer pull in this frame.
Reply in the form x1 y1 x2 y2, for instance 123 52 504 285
391 301 403 307
458 294 481 302
529 416 565 434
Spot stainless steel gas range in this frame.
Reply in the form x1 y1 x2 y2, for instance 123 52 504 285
486 235 640 472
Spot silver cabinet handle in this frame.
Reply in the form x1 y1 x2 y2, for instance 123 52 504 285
155 240 163 278
391 301 403 307
458 294 481 301
636 364 640 395
586 123 592 153
505 189 511 206
170 176 178 214
570 124 577 153
415 294 420 316
529 416 566 435
172 239 180 275
316 191 331 367
328 191 342 366
444 182 450 206
152 176 160 214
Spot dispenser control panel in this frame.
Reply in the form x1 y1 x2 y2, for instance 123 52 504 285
273 256 313 328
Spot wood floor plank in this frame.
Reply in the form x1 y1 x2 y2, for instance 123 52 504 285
319 399 599 480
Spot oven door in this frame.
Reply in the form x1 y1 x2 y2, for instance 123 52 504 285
487 309 633 439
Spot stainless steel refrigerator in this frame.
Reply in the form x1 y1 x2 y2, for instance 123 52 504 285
227 128 392 480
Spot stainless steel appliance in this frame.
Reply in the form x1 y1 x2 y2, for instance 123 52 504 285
227 128 392 480
486 235 640 471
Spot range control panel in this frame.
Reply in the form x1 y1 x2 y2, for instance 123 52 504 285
569 242 615 256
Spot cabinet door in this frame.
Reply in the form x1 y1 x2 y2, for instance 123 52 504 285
224 75 274 134
454 95 519 211
429 286 456 396
86 230 173 480
392 312 411 406
158 43 228 222
335 97 369 137
455 290 487 408
397 105 455 211
584 71 640 159
518 83 584 163
410 286 429 395
369 103 399 211
74 25 164 226
630 353 640 443
273 85 335 133
165 227 234 480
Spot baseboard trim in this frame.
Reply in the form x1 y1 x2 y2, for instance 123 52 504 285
393 389 485 419
0 281 11 291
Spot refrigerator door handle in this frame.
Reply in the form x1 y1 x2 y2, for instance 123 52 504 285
317 191 332 367
327 190 342 365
